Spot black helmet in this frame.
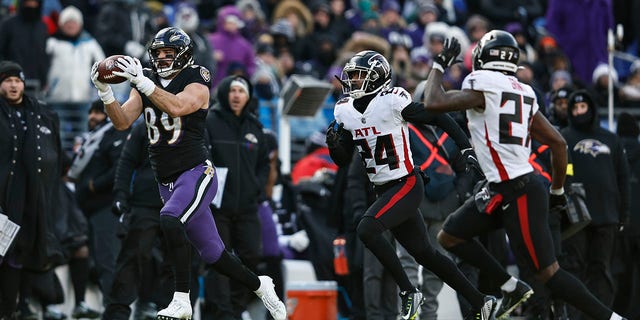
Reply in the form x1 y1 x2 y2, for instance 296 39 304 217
472 30 519 74
341 50 392 99
148 27 194 78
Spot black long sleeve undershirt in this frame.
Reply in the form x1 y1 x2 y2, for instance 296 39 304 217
401 102 471 151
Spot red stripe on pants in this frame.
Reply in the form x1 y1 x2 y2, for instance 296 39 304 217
517 195 539 270
375 175 416 219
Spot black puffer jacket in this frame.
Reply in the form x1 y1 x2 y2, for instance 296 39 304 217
205 76 270 209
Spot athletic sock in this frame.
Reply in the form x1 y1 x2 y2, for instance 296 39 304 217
69 257 89 305
446 239 511 285
414 249 485 308
545 268 611 320
500 276 518 292
364 233 415 292
210 250 260 291
160 215 191 293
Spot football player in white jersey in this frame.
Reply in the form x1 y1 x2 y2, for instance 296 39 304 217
423 30 628 320
326 50 498 320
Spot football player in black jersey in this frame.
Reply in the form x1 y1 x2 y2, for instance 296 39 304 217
90 27 286 320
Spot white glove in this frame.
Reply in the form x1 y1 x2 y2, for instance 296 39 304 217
113 56 155 96
124 40 146 59
91 62 115 104
288 230 309 252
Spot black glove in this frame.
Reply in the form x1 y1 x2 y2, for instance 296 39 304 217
549 193 568 213
326 120 344 148
433 37 461 69
111 191 130 216
461 148 484 178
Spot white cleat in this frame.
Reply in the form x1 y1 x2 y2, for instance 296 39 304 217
156 292 192 320
254 276 287 320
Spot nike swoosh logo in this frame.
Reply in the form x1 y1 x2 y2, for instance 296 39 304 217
501 203 510 210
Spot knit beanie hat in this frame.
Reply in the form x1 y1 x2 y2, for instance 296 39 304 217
0 61 25 83
58 5 83 26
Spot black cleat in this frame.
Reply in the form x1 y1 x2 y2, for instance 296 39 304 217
479 295 498 320
399 288 424 320
468 296 498 320
496 280 534 319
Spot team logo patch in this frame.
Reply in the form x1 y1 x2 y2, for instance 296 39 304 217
204 163 215 178
245 133 258 144
200 67 211 82
574 139 611 157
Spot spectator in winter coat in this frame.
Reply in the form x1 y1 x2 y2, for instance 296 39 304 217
208 6 256 88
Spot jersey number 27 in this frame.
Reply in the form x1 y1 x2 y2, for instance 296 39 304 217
499 92 534 146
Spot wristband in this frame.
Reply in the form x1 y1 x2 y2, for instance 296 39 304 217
137 77 156 96
98 86 115 105
550 187 564 195
432 62 445 73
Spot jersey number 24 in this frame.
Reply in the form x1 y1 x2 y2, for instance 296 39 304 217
354 134 399 173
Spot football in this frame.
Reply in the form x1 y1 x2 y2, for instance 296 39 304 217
96 55 127 84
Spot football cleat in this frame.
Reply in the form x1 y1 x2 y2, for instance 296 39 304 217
399 288 424 320
254 276 287 320
474 295 498 320
156 293 191 320
496 280 534 319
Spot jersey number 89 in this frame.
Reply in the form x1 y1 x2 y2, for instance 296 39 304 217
144 107 183 145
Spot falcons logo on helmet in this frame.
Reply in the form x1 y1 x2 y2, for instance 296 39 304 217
368 54 390 79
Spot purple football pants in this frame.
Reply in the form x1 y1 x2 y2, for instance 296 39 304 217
158 160 225 263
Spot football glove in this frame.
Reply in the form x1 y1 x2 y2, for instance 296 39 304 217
433 37 461 71
549 193 568 212
113 56 155 96
326 120 344 148
461 148 484 178
91 62 115 104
